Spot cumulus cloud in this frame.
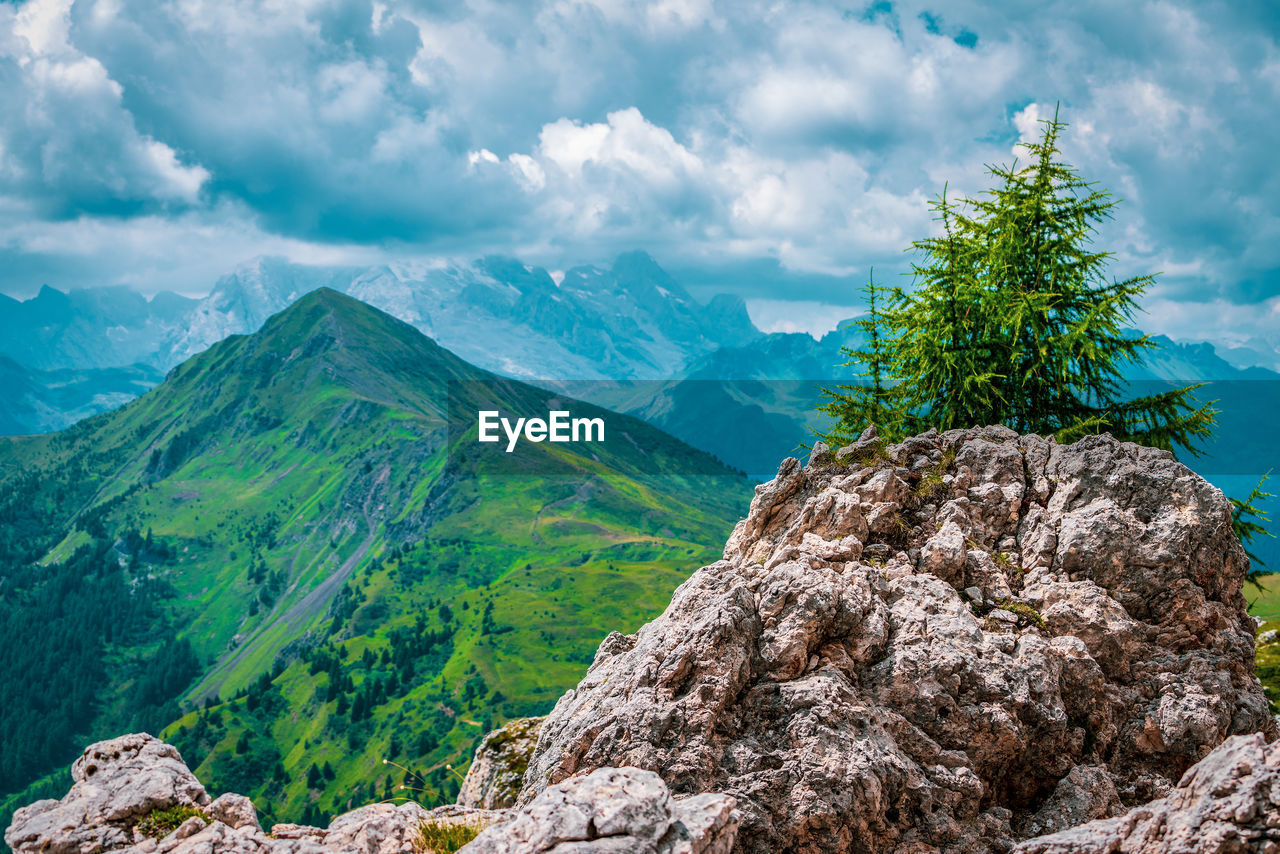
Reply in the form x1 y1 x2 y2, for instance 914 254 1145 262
0 0 210 215
0 0 1277 347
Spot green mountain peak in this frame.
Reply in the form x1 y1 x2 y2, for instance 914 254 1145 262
0 289 751 830
162 286 468 426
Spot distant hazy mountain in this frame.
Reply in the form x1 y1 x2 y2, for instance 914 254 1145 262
1124 333 1280 381
3 252 1275 477
0 285 195 371
564 321 1280 534
153 251 759 379
1205 336 1280 375
2 252 760 383
0 357 163 435
0 252 761 436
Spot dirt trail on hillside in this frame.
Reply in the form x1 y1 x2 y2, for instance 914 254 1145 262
193 465 389 701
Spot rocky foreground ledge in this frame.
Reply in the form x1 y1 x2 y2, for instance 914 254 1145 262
8 428 1280 854
4 733 739 854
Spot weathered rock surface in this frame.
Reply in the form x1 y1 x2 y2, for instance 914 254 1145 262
5 734 736 854
458 717 544 810
520 427 1276 853
5 734 211 854
206 794 260 832
324 801 462 854
463 767 738 854
1015 732 1280 853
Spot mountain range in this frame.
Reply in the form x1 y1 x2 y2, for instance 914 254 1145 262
0 289 750 830
5 250 1277 447
0 252 758 380
3 250 1276 552
0 357 162 435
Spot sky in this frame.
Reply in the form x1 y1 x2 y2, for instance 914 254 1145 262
1 0 1278 344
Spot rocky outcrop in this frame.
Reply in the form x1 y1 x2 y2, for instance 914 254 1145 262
519 427 1276 853
1014 732 1280 853
5 735 737 854
463 767 738 854
5 734 211 854
458 717 544 810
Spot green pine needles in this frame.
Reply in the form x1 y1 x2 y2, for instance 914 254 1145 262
1233 472 1275 587
820 107 1216 452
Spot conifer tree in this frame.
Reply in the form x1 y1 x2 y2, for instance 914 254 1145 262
821 107 1215 452
1232 473 1274 588
820 270 901 440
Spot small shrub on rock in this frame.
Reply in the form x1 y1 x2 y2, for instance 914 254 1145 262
135 805 210 839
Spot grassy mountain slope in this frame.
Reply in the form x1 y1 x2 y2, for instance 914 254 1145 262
0 289 750 828
1252 574 1280 714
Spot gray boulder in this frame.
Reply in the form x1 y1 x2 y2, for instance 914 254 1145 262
206 794 260 832
5 734 210 854
5 735 734 854
1016 732 1280 852
519 428 1276 853
461 767 738 854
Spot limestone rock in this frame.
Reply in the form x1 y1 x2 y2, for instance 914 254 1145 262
461 767 738 854
324 801 505 854
6 428 1277 854
1018 764 1120 839
5 736 726 854
520 429 1276 853
270 825 329 844
1015 732 1280 853
131 820 327 854
207 794 260 832
167 817 206 841
458 717 544 809
323 801 434 854
5 733 210 854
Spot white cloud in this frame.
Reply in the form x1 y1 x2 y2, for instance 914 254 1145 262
507 153 546 191
0 203 390 295
2 0 211 211
317 61 387 124
1012 102 1045 149
745 299 861 338
645 0 718 32
141 139 209 202
0 0 1278 351
538 118 614 178
503 107 928 276
467 148 500 168
13 0 73 57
